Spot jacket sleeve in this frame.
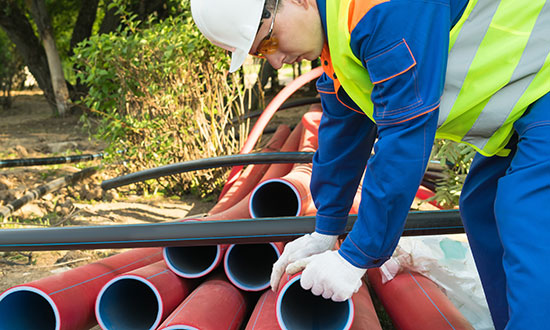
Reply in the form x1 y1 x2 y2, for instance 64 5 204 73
334 1 450 268
312 72 377 235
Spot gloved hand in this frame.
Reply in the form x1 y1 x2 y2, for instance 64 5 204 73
270 232 338 291
286 250 367 302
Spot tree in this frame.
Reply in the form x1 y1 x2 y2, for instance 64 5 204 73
27 0 70 116
0 0 184 114
0 1 56 110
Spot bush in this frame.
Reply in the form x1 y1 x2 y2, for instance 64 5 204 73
73 4 251 197
430 140 475 208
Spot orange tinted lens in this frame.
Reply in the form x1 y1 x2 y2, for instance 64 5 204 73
257 37 278 55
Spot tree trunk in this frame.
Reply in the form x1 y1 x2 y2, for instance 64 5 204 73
69 0 100 100
27 0 70 116
0 0 56 111
69 0 100 56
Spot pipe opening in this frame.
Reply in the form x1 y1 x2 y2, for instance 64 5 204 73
0 288 57 330
250 180 299 218
164 246 220 278
97 277 160 330
224 243 280 291
277 277 353 330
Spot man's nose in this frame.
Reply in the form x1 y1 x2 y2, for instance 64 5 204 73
265 53 284 70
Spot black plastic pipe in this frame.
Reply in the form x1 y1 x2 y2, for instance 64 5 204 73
0 150 125 168
101 152 315 190
0 210 463 251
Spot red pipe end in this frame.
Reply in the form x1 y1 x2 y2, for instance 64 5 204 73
249 179 301 218
276 274 354 330
0 286 60 330
163 245 223 279
224 243 281 291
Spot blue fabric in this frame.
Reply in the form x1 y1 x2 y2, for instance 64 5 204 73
313 73 377 235
460 91 550 329
313 0 459 268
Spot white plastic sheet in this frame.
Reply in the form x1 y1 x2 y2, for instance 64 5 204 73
379 235 494 330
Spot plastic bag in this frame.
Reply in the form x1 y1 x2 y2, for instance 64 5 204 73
379 235 494 330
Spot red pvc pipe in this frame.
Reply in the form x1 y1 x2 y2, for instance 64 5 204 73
223 241 284 291
164 123 305 279
367 268 474 330
95 260 194 330
220 67 323 198
248 277 382 330
349 284 382 330
249 109 322 218
245 289 279 330
0 248 162 330
276 272 355 330
210 124 291 215
157 276 248 330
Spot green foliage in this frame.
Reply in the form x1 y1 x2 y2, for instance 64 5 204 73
73 3 250 197
430 140 476 208
0 30 25 108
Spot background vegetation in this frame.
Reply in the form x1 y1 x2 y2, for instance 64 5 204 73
0 0 473 205
73 2 251 197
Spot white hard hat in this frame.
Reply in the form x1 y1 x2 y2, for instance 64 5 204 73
191 0 266 72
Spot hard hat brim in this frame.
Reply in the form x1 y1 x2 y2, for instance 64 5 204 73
229 49 248 73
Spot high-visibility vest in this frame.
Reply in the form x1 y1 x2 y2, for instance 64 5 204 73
323 0 550 156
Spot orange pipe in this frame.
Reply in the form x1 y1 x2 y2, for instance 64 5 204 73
95 260 194 330
275 272 354 330
0 248 162 330
210 124 291 215
220 67 323 198
367 268 473 330
157 276 248 330
223 242 284 291
249 109 322 217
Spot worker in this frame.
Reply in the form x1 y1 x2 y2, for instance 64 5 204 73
190 0 550 328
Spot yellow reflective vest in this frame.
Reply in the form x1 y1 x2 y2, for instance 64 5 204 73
324 0 550 156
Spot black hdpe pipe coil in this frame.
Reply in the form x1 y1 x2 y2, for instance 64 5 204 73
101 152 315 190
231 97 321 124
0 150 125 169
0 210 463 251
0 153 104 168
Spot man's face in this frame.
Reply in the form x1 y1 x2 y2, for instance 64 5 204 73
249 0 325 69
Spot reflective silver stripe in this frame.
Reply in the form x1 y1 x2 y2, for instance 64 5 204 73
438 0 501 126
463 1 550 147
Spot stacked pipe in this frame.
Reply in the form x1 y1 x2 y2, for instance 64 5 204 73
0 66 471 329
0 248 162 330
163 123 294 281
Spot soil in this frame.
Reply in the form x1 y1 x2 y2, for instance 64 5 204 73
0 91 220 292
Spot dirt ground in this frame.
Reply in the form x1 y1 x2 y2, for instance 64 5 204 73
0 91 221 292
0 90 330 292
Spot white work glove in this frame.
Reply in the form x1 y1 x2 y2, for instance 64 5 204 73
286 250 367 302
270 232 338 291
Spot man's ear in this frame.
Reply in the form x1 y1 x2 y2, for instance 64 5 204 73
289 0 310 10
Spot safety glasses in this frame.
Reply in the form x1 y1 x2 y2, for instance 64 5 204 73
251 0 279 57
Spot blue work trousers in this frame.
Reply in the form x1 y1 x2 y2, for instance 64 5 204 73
459 91 550 330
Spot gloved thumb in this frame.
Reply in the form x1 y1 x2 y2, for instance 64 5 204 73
286 256 313 275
